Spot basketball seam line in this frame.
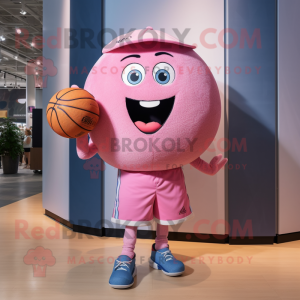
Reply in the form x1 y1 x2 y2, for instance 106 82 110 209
52 97 95 101
56 88 78 100
53 107 72 138
49 88 95 137
48 102 99 116
57 106 92 132
50 107 54 130
53 89 87 133
56 89 95 101
54 97 95 101
52 89 76 121
47 107 54 130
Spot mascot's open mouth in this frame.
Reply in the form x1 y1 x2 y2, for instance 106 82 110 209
126 96 175 134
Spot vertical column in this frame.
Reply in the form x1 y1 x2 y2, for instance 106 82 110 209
226 0 276 243
277 0 300 239
104 0 226 238
35 89 43 109
42 0 70 221
26 71 36 127
69 0 103 233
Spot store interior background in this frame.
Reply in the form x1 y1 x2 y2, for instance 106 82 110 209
0 0 43 208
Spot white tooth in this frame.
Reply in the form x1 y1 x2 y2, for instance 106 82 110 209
139 101 160 108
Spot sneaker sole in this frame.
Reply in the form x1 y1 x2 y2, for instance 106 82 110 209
109 266 137 289
149 258 184 277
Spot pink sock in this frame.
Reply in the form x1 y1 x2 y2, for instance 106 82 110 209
155 224 169 250
120 226 137 259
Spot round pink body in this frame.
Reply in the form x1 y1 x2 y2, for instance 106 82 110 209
84 42 221 171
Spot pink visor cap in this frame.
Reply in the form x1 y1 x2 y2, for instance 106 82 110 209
102 26 197 53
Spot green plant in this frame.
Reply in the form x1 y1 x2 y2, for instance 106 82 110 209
0 118 24 159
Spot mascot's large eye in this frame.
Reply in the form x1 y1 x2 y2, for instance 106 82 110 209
153 63 175 85
122 63 145 86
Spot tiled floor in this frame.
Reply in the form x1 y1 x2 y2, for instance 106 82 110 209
0 167 42 207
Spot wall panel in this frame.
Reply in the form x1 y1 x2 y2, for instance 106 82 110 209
278 0 300 235
227 0 276 240
43 0 70 220
104 0 226 234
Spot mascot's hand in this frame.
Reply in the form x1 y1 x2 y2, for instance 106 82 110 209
76 134 98 160
190 154 228 175
72 84 98 160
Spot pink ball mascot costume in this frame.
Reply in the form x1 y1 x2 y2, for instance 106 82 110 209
75 27 227 288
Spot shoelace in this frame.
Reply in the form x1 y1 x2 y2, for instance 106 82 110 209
114 259 132 272
160 250 174 262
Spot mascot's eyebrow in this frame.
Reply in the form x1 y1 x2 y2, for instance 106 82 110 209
155 52 173 57
121 54 141 61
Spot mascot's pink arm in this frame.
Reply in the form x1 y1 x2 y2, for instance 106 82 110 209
76 134 98 160
190 154 228 175
71 85 98 160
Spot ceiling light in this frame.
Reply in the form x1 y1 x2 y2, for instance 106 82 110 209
36 61 40 65
0 35 5 41
14 55 19 60
16 28 22 34
31 42 35 47
17 98 26 104
20 10 27 15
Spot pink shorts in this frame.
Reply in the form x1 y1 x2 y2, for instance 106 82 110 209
111 168 192 226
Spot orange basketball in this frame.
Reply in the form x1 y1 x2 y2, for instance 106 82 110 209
47 88 100 138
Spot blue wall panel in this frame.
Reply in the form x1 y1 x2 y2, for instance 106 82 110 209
227 0 276 238
69 0 103 228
